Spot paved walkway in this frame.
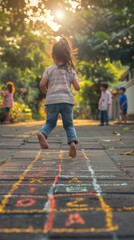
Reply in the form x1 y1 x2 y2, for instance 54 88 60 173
0 121 134 240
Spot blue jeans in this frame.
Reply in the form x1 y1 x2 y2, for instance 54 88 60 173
100 110 109 124
39 103 78 144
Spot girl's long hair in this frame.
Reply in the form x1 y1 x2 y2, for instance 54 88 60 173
52 37 76 71
6 82 15 93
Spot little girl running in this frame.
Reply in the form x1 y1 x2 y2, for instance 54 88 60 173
37 37 80 157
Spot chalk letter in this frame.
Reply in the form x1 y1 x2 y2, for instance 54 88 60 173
65 213 85 226
67 197 87 208
68 178 81 183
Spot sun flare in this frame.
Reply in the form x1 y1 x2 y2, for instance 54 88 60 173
54 10 65 20
28 0 78 32
29 0 38 6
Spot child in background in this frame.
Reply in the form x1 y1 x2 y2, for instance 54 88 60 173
98 83 112 126
119 87 128 124
37 37 80 157
3 82 15 124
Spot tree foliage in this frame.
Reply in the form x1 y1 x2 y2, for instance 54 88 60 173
0 0 133 118
57 0 134 67
74 60 127 117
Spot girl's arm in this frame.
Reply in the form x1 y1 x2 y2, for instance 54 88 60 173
72 79 80 91
39 76 48 94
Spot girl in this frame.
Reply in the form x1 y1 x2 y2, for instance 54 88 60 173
37 37 80 157
3 82 15 124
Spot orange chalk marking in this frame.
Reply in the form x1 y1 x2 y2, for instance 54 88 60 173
44 196 55 232
16 198 36 207
29 187 36 192
68 178 81 183
44 151 63 233
65 213 85 227
29 178 44 184
66 197 88 208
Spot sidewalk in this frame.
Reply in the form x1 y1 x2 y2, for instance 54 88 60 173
0 121 134 240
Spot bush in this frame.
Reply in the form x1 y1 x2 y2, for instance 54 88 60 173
10 102 32 123
38 99 46 120
0 96 5 122
0 100 32 123
0 108 5 122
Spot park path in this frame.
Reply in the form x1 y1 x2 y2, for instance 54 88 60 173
0 121 134 240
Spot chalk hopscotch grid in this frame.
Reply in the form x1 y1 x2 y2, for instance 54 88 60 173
0 150 41 213
1 193 134 215
0 150 63 234
50 150 118 234
0 150 133 234
0 150 47 233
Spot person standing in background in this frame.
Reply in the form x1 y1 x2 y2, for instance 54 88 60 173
3 82 15 124
119 87 128 124
98 83 112 126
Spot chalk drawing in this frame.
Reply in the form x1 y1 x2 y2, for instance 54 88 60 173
29 187 36 192
82 150 118 232
0 145 130 236
44 151 63 233
0 150 41 213
66 186 88 193
66 198 88 208
65 213 85 226
30 178 44 184
68 178 81 183
42 161 56 165
82 150 102 194
16 198 36 207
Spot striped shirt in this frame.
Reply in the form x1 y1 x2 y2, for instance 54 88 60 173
43 65 78 105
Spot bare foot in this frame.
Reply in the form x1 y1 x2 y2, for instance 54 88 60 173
37 133 49 149
69 142 76 158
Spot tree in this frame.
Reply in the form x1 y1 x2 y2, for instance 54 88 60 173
0 0 133 119
57 0 134 67
74 60 127 118
0 0 54 113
